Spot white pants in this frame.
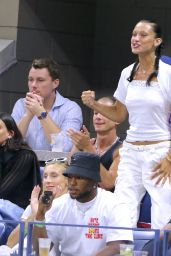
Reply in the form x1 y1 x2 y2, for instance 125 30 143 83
114 140 171 229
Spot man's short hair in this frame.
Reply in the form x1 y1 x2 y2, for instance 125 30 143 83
98 96 116 105
31 58 60 80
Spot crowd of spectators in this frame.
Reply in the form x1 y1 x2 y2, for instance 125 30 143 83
0 18 171 256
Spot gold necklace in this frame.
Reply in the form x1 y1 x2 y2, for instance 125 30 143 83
75 196 97 216
136 63 154 75
138 68 147 74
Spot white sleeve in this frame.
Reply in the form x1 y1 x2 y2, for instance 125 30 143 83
114 64 134 104
21 205 32 220
11 98 25 123
114 70 128 105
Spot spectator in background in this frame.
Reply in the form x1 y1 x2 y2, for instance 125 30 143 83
12 58 83 151
3 158 68 252
81 19 171 230
68 96 122 191
0 112 41 244
33 152 133 256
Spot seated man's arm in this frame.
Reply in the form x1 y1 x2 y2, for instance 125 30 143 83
68 126 95 154
28 94 82 151
68 127 121 190
40 104 83 151
12 93 62 140
95 241 120 256
99 147 121 190
17 112 34 137
12 99 34 137
95 240 131 256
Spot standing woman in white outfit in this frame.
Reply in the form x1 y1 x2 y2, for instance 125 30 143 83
81 19 171 229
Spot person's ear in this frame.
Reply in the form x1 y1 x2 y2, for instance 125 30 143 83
52 79 60 90
8 130 14 138
154 38 162 48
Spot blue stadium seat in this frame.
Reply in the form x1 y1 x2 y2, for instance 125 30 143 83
161 55 171 65
0 223 5 237
138 192 151 228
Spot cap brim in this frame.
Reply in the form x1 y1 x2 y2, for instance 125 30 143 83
63 165 101 182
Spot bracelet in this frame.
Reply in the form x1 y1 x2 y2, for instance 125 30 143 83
34 219 46 228
166 155 171 163
24 227 28 236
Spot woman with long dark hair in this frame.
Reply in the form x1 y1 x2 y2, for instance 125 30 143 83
81 19 171 230
0 112 42 208
0 112 42 244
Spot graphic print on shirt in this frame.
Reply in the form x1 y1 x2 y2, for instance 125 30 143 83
85 217 103 239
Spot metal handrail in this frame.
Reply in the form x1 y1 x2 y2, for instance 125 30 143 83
26 221 160 256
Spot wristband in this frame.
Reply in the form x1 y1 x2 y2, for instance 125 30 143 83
24 227 28 236
166 155 171 163
34 219 46 228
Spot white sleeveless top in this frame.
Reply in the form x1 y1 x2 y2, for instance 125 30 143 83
114 80 171 142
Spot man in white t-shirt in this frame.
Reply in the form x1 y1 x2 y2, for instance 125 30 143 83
34 152 133 256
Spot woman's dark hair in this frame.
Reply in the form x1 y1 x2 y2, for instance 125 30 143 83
0 112 30 151
127 19 164 85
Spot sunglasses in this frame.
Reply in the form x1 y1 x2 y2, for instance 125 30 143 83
45 157 68 165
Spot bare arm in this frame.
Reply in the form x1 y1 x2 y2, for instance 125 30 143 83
32 192 54 253
81 90 128 123
68 127 120 190
6 215 34 248
33 216 48 254
7 186 41 248
99 147 121 190
95 241 121 256
6 224 21 248
67 126 95 154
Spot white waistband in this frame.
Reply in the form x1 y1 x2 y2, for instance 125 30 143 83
124 140 171 151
